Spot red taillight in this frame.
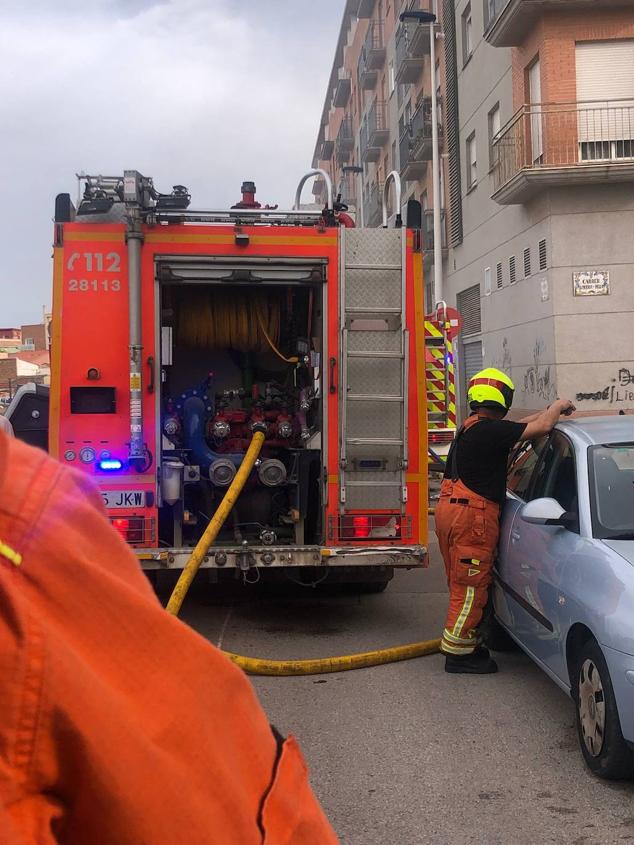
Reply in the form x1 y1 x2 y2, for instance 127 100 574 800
112 518 130 534
111 517 144 544
352 515 370 538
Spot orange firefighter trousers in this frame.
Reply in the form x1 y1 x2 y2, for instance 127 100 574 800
0 433 338 845
435 477 500 655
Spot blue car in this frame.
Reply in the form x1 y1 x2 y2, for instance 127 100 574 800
494 416 634 779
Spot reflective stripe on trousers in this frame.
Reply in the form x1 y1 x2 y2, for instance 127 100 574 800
434 477 500 655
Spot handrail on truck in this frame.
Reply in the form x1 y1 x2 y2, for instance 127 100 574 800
293 169 334 212
382 170 402 228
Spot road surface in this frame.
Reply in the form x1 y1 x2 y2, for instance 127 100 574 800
169 528 634 844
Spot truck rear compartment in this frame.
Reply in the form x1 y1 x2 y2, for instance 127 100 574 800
158 269 324 551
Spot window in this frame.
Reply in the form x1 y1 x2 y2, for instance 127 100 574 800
462 3 473 65
509 255 516 284
507 437 548 501
539 238 547 271
523 247 531 278
466 132 477 190
388 60 395 95
589 444 634 538
496 261 503 289
391 140 397 171
531 434 579 529
487 103 500 170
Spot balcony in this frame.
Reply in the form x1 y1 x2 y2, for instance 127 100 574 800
335 117 355 164
356 0 375 18
358 20 386 90
333 71 351 108
492 99 634 205
484 0 632 48
399 97 439 181
337 172 358 208
422 209 448 260
360 100 389 163
320 138 334 161
395 1 433 84
363 180 384 227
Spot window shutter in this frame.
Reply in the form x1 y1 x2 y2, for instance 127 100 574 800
496 261 503 288
444 0 463 246
539 238 547 271
457 284 481 336
509 255 516 284
576 41 634 143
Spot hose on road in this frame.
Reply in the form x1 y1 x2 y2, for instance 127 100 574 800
166 430 442 672
224 639 441 676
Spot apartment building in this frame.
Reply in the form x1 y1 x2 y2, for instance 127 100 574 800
444 0 634 417
312 0 445 307
314 0 634 418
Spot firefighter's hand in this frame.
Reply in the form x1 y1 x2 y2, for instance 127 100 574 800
556 399 576 416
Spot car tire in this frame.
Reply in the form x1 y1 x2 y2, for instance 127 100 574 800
573 638 634 780
480 614 518 652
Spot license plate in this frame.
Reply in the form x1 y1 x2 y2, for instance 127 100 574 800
102 490 146 509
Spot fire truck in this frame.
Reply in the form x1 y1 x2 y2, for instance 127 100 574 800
48 168 431 589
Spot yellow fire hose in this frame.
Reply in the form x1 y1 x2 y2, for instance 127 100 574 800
166 431 267 616
166 431 442 674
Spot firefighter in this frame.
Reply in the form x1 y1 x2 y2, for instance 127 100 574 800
435 367 575 674
0 431 338 844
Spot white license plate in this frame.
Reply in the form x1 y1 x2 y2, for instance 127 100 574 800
102 490 146 509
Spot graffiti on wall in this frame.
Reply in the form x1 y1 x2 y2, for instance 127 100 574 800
576 368 634 404
491 336 513 377
522 339 557 402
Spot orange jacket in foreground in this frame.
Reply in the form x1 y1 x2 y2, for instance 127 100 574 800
0 433 339 844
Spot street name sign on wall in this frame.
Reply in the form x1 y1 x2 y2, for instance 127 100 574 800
573 270 610 297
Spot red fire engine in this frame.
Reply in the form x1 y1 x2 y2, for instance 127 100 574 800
48 169 430 589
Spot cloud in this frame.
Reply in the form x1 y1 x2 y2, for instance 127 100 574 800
0 0 344 324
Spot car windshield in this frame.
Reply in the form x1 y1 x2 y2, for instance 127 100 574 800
589 443 634 540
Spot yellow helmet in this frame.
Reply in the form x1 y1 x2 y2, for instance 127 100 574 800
468 367 515 412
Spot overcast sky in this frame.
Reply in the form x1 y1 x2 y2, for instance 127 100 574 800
0 0 344 326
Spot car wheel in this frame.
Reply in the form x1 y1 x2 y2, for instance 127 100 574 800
480 614 517 652
573 639 634 780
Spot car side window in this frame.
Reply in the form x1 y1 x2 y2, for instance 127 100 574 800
534 433 579 530
507 437 548 500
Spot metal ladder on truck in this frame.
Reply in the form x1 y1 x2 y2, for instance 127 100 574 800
337 183 409 541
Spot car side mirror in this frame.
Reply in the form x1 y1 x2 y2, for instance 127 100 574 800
520 497 566 526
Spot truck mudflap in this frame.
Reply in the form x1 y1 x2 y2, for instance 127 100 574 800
135 545 428 570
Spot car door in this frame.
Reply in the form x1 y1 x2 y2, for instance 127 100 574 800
502 432 583 680
495 436 548 633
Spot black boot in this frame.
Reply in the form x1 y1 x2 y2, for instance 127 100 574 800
444 646 498 675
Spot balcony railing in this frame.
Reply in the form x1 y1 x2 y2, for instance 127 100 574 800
335 117 355 163
492 99 634 204
358 20 386 90
363 180 384 227
333 71 351 108
319 138 334 161
360 100 389 163
337 172 358 208
395 0 433 84
399 97 440 181
423 209 447 254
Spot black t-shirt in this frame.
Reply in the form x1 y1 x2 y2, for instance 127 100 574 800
443 417 527 505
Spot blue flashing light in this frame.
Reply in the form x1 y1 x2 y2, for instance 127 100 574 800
99 459 123 471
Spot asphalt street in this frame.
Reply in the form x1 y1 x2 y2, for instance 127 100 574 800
171 526 634 845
